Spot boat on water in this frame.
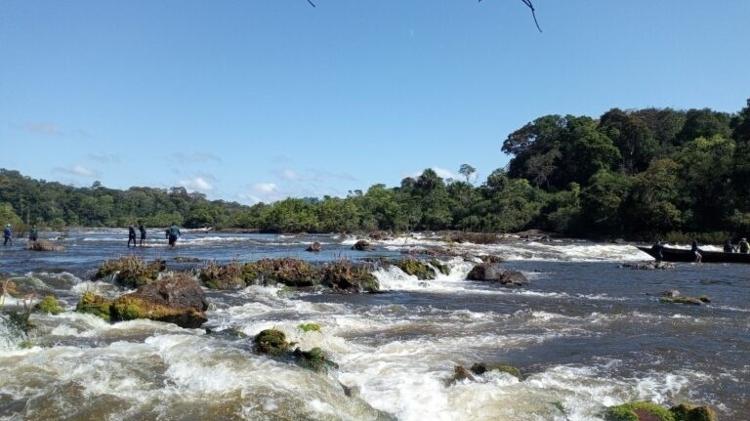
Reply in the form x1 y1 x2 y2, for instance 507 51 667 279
637 245 750 264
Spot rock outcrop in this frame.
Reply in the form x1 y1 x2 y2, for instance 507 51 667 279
94 256 165 288
77 273 208 328
321 261 379 293
604 401 716 421
467 263 528 287
352 240 373 251
26 240 64 252
306 242 322 252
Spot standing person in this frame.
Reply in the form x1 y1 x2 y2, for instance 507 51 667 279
739 238 750 254
3 224 12 246
28 225 38 242
127 225 137 248
138 223 147 247
691 240 702 263
167 223 181 247
724 239 735 253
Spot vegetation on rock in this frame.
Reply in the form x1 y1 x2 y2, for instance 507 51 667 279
76 292 113 321
292 347 338 373
35 295 63 315
321 261 379 293
242 258 319 287
254 329 290 356
298 323 321 333
26 240 64 252
604 402 716 421
470 363 523 380
94 256 164 288
395 259 436 280
199 261 246 290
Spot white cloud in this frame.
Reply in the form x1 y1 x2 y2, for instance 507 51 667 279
179 176 214 193
253 182 278 193
54 164 98 178
280 169 299 180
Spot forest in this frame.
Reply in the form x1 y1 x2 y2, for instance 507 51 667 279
2 98 750 241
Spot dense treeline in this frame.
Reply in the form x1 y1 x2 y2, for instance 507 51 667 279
2 99 750 240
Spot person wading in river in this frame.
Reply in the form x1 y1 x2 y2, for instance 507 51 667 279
28 225 38 242
138 223 147 247
3 224 12 246
127 225 137 248
691 240 702 263
739 238 750 254
167 223 181 247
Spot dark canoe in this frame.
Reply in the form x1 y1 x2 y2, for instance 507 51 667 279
637 245 750 264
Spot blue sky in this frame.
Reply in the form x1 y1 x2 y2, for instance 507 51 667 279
1 0 749 203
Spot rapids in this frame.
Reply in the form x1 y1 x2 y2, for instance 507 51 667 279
0 230 748 420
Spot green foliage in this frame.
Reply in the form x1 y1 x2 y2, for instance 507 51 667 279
35 295 63 315
605 402 675 421
3 99 750 239
95 256 163 288
199 261 246 290
395 259 437 280
254 329 289 356
298 323 321 333
76 292 113 321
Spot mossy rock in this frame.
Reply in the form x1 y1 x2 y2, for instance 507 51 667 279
395 259 437 280
76 292 113 321
292 347 338 373
430 259 451 276
242 259 320 287
254 329 290 356
669 404 717 421
110 295 206 328
298 323 321 333
35 295 63 315
470 363 523 380
26 240 64 252
605 402 675 421
199 261 246 290
321 261 379 293
95 256 164 288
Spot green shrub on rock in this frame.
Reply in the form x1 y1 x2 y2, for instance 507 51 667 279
298 323 321 333
321 261 379 293
605 402 675 421
200 261 246 290
95 256 164 288
242 259 319 287
35 295 63 315
254 329 290 356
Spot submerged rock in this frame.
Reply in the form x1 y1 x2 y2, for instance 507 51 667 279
254 329 290 356
470 363 523 380
199 261 246 290
26 240 64 252
94 256 164 288
604 401 716 421
352 240 373 251
321 261 379 293
621 261 676 270
467 263 528 287
173 256 202 263
659 290 710 306
449 365 477 384
292 347 338 373
306 242 322 252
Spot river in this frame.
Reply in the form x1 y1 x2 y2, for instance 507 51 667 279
0 230 748 420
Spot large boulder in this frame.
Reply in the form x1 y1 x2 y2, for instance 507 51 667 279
111 273 208 328
78 273 208 328
467 263 528 287
254 329 290 356
306 242 322 252
395 259 436 280
352 240 373 251
321 261 379 293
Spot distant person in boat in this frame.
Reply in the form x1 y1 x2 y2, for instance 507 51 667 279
167 223 181 247
724 239 736 253
3 224 12 246
739 238 750 254
28 225 38 242
691 240 702 263
138 223 147 247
